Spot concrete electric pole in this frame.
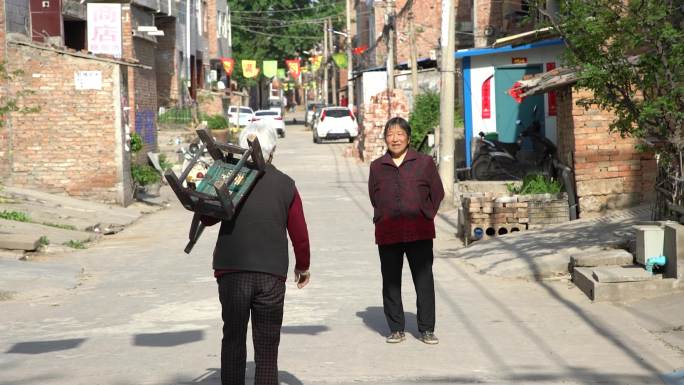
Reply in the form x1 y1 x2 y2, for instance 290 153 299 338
329 17 337 105
408 10 419 100
346 0 354 109
438 0 456 208
385 0 396 91
323 18 329 104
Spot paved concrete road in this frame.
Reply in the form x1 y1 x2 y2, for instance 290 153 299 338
1 122 682 385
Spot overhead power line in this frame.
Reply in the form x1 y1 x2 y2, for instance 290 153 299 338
232 24 324 40
229 2 345 14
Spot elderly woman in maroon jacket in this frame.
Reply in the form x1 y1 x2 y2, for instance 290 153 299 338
368 116 444 345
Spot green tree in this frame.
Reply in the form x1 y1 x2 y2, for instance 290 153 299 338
533 0 683 148
227 0 344 88
532 0 683 217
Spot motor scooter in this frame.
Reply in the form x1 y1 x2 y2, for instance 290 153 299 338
471 106 556 180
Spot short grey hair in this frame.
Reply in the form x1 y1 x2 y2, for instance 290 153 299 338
239 120 277 158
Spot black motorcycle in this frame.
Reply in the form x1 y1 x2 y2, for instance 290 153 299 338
471 107 556 181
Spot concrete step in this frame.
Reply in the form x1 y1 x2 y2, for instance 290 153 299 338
570 248 634 268
573 266 679 302
0 234 40 251
591 265 659 283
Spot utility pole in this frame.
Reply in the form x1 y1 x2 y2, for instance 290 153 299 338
385 0 396 91
438 0 456 208
323 18 329 104
346 0 354 109
329 17 337 105
408 10 419 101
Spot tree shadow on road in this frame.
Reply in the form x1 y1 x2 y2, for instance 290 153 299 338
356 306 420 339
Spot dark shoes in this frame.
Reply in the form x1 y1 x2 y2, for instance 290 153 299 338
420 331 439 345
386 331 406 343
386 331 439 344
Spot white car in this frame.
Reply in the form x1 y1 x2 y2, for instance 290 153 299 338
226 106 254 127
252 109 286 138
312 107 358 143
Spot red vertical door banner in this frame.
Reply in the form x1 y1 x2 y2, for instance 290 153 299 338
285 59 301 79
221 57 235 76
482 75 492 119
546 62 557 116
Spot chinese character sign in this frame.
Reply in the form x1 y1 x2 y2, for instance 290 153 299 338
87 4 122 58
285 59 301 79
221 57 235 76
241 60 260 78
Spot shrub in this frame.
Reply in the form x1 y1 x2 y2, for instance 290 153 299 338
130 132 143 153
158 154 173 171
507 174 563 195
38 236 50 246
0 210 30 222
63 240 86 249
201 113 229 130
409 92 440 148
408 92 464 150
131 164 161 186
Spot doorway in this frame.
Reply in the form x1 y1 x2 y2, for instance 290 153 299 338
494 65 544 143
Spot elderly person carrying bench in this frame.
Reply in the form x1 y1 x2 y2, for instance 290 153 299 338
201 121 311 385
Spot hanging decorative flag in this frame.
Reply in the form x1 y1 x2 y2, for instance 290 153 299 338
277 68 287 79
220 57 235 76
285 59 301 78
352 45 368 55
242 60 260 78
263 60 278 78
310 56 322 71
332 53 348 69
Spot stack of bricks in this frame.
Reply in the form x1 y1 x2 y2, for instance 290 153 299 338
349 89 409 162
464 193 570 242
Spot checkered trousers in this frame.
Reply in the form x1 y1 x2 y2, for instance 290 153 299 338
218 272 286 385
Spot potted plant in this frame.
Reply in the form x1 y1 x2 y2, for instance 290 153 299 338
131 163 162 197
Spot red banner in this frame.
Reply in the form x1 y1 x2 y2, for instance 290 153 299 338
482 76 492 119
546 62 557 116
220 57 235 76
285 59 301 78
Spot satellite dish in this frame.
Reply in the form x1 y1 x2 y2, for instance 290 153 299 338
484 25 496 37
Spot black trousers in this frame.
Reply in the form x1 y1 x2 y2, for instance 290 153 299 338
218 272 285 385
378 239 435 333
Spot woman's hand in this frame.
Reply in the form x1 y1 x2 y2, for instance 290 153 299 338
294 269 310 289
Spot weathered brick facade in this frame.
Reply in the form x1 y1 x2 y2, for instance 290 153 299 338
197 89 224 116
349 89 409 162
2 42 130 203
122 5 158 151
556 87 657 216
155 18 179 107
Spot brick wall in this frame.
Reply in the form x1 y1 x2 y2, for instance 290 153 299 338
133 38 158 150
0 0 8 178
348 88 409 162
394 0 441 62
3 43 127 203
207 0 218 59
197 89 223 116
559 87 657 216
155 18 178 107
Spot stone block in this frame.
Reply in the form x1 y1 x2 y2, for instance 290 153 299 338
591 266 658 283
663 222 684 280
573 267 678 302
570 249 634 267
0 234 40 251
